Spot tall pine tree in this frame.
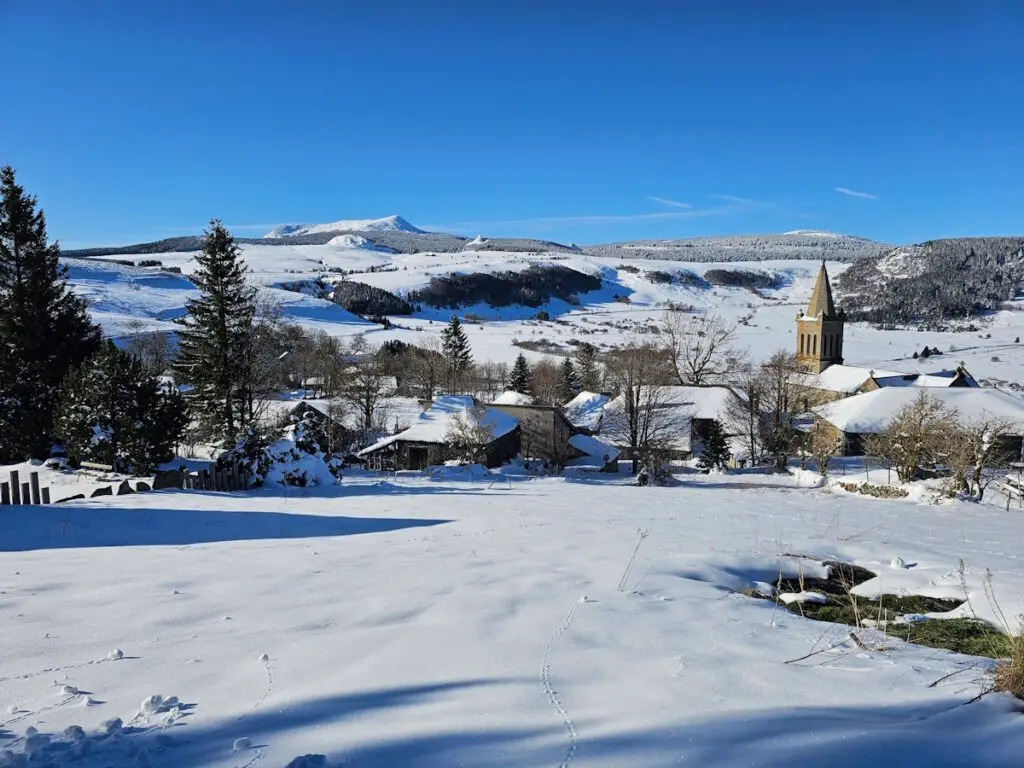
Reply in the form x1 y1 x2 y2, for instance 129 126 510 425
508 353 533 394
55 342 187 473
0 166 100 460
440 314 472 394
558 357 581 403
574 342 601 393
173 220 257 445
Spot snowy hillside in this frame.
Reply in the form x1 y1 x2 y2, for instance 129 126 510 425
1 471 1023 766
265 215 424 238
585 231 889 263
837 237 1024 328
60 233 1024 389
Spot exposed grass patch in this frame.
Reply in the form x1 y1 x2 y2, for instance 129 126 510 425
888 617 1011 659
763 559 1012 660
838 481 909 498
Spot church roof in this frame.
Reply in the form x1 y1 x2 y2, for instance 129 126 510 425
805 262 837 318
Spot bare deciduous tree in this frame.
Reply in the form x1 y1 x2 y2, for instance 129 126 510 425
530 358 561 406
661 310 737 386
444 404 495 464
808 421 842 477
757 350 801 471
865 392 955 483
336 353 395 439
941 414 1019 501
124 319 174 378
725 363 762 465
407 336 445 401
602 342 687 476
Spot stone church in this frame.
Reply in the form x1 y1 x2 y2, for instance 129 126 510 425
793 262 977 406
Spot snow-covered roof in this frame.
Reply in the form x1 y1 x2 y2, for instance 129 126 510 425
873 369 977 389
606 386 735 421
567 433 620 468
602 386 736 453
814 387 1024 435
491 390 535 406
563 391 609 430
358 396 519 455
795 364 904 394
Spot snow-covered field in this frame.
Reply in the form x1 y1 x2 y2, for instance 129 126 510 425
2 472 1023 766
69 239 1024 389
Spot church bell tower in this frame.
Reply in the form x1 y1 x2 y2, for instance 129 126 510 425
796 262 844 374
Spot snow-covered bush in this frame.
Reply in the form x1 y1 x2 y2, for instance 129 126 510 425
221 414 342 488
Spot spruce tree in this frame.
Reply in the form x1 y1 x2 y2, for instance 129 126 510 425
440 314 472 393
508 353 533 394
574 342 601 393
54 342 186 472
697 419 731 472
0 166 100 460
558 357 581 403
173 220 257 444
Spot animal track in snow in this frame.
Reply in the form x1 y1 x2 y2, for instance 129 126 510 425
540 597 585 768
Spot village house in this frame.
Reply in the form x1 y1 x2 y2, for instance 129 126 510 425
813 386 1024 457
489 393 579 469
601 384 740 460
358 396 520 471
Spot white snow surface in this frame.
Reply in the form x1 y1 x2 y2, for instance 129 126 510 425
0 472 1022 766
815 385 1024 434
490 390 535 406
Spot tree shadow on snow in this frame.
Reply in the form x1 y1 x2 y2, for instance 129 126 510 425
67 688 1023 768
0 505 450 552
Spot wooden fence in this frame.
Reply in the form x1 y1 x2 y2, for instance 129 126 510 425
0 462 249 506
182 462 250 492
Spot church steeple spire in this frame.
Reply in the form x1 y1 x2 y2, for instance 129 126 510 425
795 261 845 373
806 260 837 318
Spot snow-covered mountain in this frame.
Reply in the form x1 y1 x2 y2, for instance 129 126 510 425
264 215 424 238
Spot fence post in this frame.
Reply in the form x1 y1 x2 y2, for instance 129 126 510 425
21 483 30 505
10 471 20 505
29 472 41 505
0 482 9 505
41 487 50 504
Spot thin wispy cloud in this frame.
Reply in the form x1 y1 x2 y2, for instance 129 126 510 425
646 195 692 209
834 186 879 201
710 193 756 205
436 206 739 233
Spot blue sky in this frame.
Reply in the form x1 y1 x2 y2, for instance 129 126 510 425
2 1 1021 247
